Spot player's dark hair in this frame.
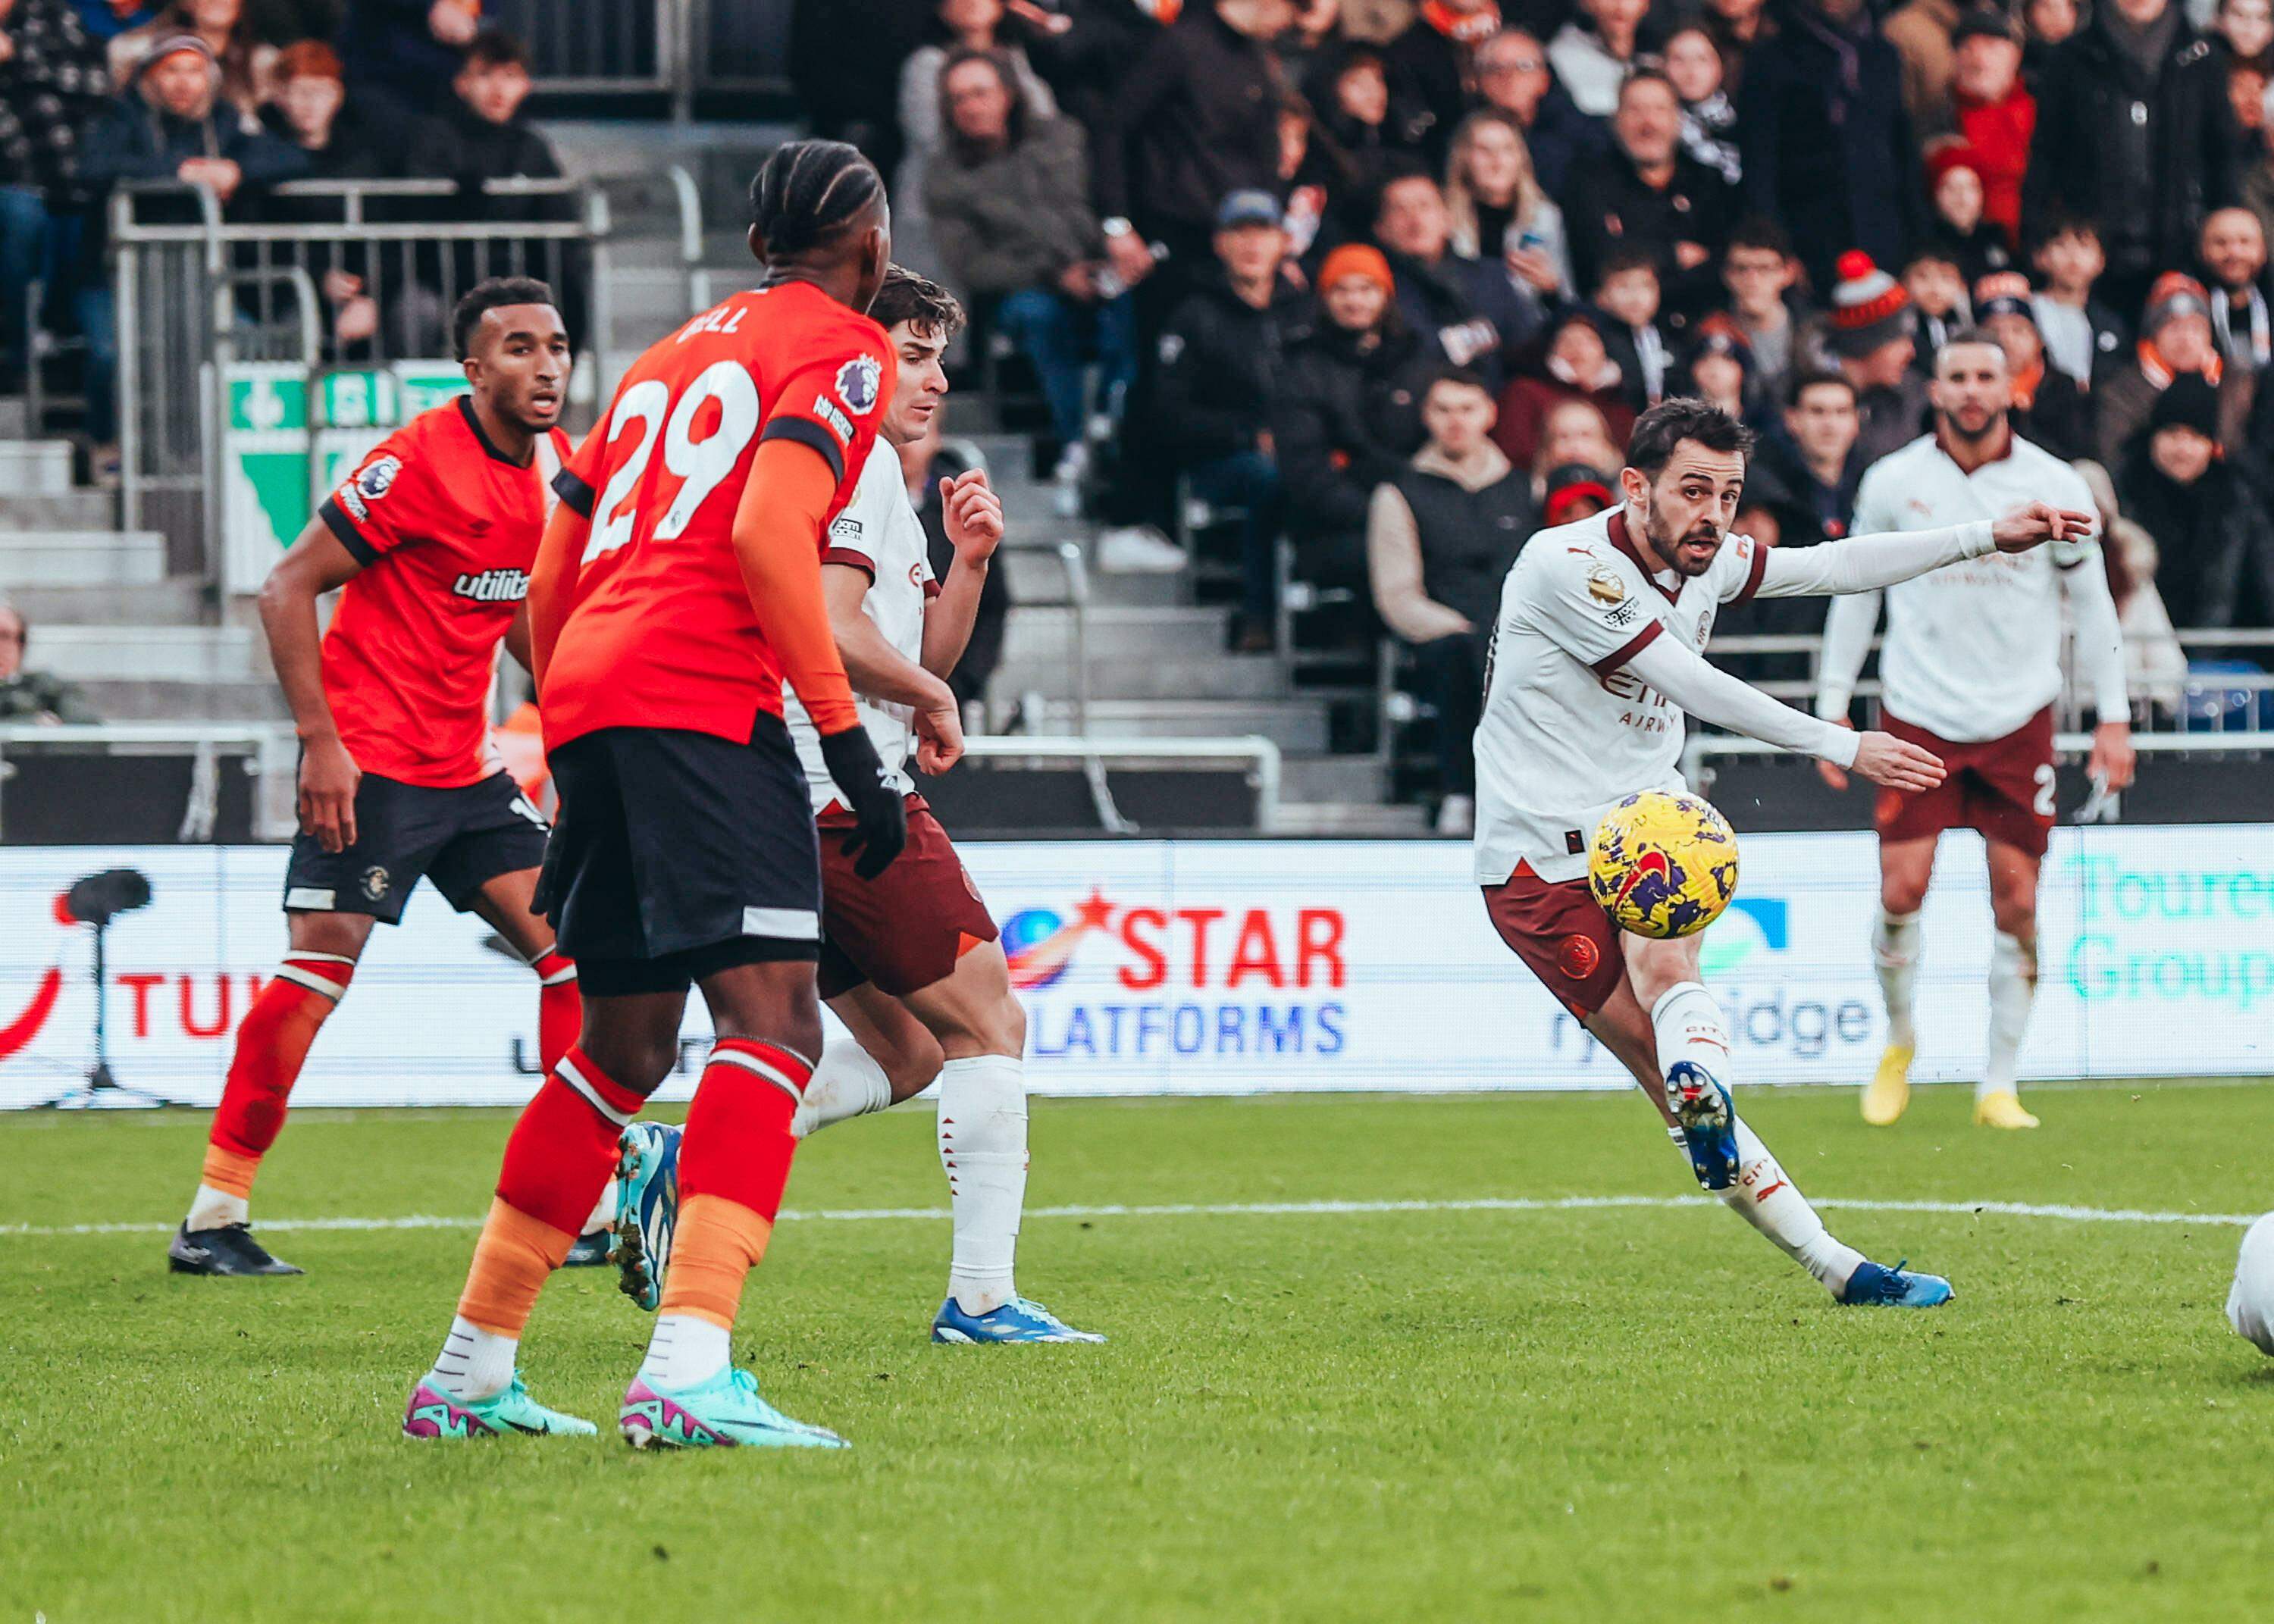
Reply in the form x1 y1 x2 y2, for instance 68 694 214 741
462 28 528 70
869 264 966 341
451 275 556 359
749 139 886 259
1625 396 1756 476
1784 368 1857 410
1933 325 2009 368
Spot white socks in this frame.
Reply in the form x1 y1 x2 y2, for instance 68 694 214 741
582 1180 618 1235
938 1053 1029 1315
186 1184 248 1231
793 1039 896 1138
1983 930 2037 1100
639 1314 730 1391
427 1314 517 1402
1872 908 1922 1050
1674 1118 1865 1297
1649 981 1733 1079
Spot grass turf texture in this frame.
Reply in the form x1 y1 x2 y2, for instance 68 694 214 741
5 1083 2270 1622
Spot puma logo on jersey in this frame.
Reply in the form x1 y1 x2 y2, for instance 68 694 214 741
453 568 530 602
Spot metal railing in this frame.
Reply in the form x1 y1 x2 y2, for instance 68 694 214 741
109 177 617 596
487 0 792 110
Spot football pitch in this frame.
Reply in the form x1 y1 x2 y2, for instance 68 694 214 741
6 1082 2270 1622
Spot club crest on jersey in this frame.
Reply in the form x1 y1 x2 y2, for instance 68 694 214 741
361 865 390 901
1586 565 1627 606
835 355 882 415
452 568 529 603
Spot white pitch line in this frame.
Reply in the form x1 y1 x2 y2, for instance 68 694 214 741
0 1194 2260 1239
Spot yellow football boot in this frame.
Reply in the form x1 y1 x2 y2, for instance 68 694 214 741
1860 1044 1913 1125
1974 1090 2040 1130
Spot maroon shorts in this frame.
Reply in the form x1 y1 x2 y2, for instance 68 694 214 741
1875 706 2056 859
1482 860 1624 1017
816 796 1000 1000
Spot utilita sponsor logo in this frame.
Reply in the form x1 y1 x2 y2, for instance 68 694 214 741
452 568 530 602
1000 888 1348 1059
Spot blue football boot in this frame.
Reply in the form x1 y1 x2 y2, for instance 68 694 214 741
1668 1060 1740 1191
932 1296 1107 1344
1840 1258 1954 1308
610 1121 681 1313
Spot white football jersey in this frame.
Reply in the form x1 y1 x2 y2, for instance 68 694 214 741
785 440 938 812
1840 434 2097 743
1474 505 1769 886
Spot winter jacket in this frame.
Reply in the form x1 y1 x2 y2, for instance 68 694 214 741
337 0 469 118
1382 246 1546 392
1741 428 1863 547
77 75 308 195
0 669 94 723
2116 440 2264 627
1381 13 1482 159
927 117 1102 296
0 0 108 201
1271 316 1439 544
1093 8 1283 243
1559 143 1738 315
1490 371 1638 469
2011 361 2097 464
2023 13 2240 283
1151 271 1309 466
1367 442 1536 641
1882 0 1961 127
1514 81 1605 200
1738 8 1921 296
2094 358 2253 468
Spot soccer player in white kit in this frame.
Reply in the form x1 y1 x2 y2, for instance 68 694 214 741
613 268 1102 1344
1475 397 2093 1306
1814 333 2134 1130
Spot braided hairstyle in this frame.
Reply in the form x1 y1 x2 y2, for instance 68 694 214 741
748 139 886 259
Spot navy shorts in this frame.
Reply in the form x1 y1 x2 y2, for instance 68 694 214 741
283 768 548 925
537 716 820 996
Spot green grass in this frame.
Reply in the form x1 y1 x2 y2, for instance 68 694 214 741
5 1082 2271 1622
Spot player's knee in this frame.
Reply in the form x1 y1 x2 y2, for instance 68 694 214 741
1880 878 1929 916
881 1030 946 1094
1991 896 2038 941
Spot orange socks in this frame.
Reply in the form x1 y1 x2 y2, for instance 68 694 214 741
189 953 356 1229
655 1194 775 1329
456 1197 575 1335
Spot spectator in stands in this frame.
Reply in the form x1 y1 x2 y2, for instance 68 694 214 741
1491 306 1635 465
2096 271 2252 465
405 27 553 186
1305 41 1425 214
337 0 475 120
1547 0 1649 119
0 0 108 390
1667 317 1764 424
1718 219 1803 398
1901 245 1972 361
1739 369 1864 548
1273 241 1436 599
1527 396 1624 495
1154 189 1306 648
1738 0 1918 296
926 47 1135 504
1975 270 2094 461
2031 214 2129 384
74 0 158 42
1562 70 1737 311
1818 250 1928 465
109 0 274 132
2233 62 2274 247
1371 164 1543 386
2198 206 2273 373
896 0 1057 224
1093 0 1293 302
1664 27 1742 187
1469 27 1599 199
260 41 383 352
1367 367 1532 835
2119 371 2269 625
1382 0 1501 154
78 35 305 448
1884 0 1961 127
2024 0 2241 321
1540 460 1615 523
1923 143 2012 286
1442 108 1570 300
1946 10 2033 249
0 601 94 722
2215 0 2274 77
1700 0 1773 94
1591 251 1671 408
1022 0 1164 151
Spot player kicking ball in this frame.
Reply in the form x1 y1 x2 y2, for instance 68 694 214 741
1815 330 2134 1130
171 278 585 1278
403 142 926 1447
1474 391 2094 1306
612 268 1101 1345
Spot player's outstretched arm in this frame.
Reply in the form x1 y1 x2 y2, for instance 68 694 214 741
259 518 366 854
1752 503 2097 599
525 499 590 693
733 438 907 877
2057 543 2137 790
1621 634 1946 791
821 564 964 774
919 469 1003 684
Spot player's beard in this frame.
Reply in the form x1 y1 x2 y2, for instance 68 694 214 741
1940 402 2007 447
1641 501 1724 578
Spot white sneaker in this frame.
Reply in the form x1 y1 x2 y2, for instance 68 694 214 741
1096 524 1189 574
1434 793 1475 837
1052 442 1088 518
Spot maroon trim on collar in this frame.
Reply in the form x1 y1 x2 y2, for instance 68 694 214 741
1606 508 1682 603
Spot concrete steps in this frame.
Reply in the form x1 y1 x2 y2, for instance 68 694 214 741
74 677 288 721
994 651 1289 703
33 624 264 684
0 440 75 494
7 579 207 625
0 488 114 529
1279 754 1388 806
1273 801 1433 836
1001 603 1233 664
0 530 167 588
1080 698 1330 754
